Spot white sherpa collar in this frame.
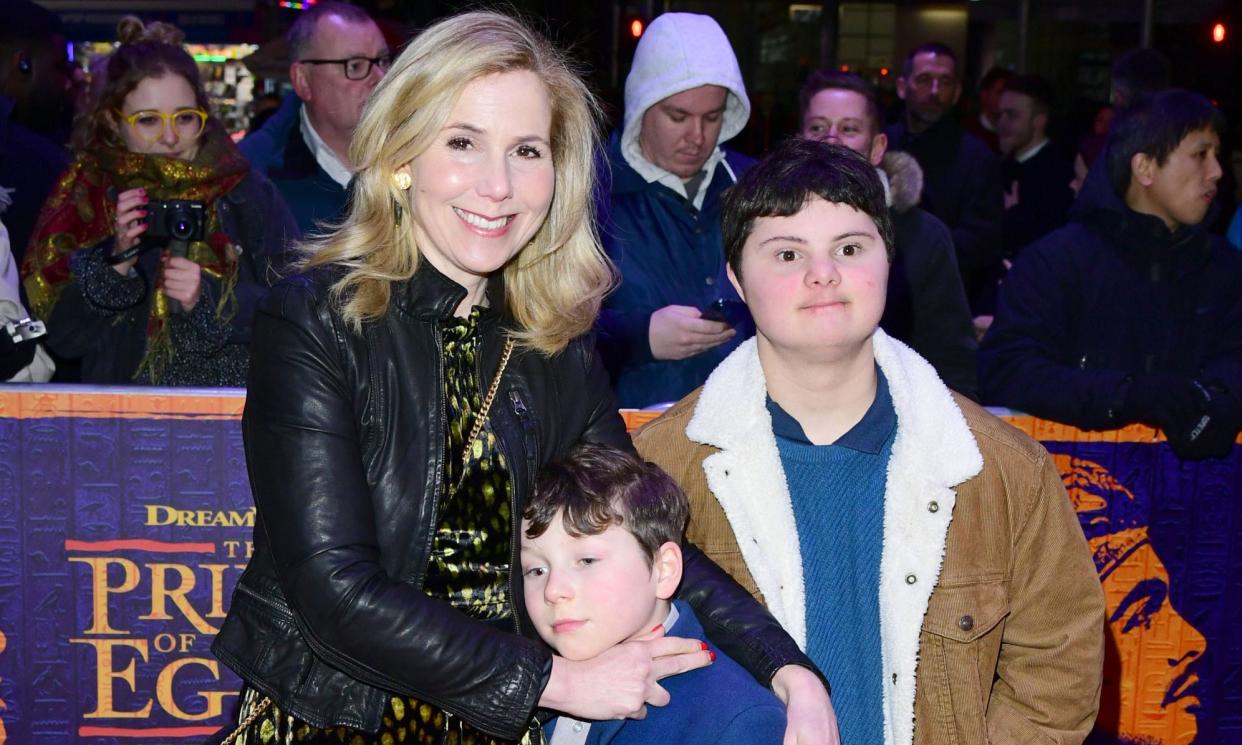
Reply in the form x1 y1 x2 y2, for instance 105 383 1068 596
685 330 983 745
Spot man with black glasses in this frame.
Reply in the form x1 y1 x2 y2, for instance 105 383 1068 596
241 1 389 233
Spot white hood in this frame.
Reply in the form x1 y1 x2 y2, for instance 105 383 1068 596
620 13 750 178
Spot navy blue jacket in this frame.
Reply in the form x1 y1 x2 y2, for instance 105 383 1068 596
544 601 785 745
239 94 348 236
979 155 1242 429
596 133 753 408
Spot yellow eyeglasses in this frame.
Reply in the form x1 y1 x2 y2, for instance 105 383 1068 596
114 108 208 143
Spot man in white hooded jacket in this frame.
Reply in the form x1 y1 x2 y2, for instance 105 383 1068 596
636 139 1104 745
596 12 755 409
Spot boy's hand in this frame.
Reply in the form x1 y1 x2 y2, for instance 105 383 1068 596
538 628 712 721
772 665 840 745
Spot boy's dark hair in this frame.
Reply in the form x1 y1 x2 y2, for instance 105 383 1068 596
722 138 894 277
798 69 883 133
901 42 958 78
1106 89 1223 200
1111 48 1171 110
524 443 688 567
1003 74 1054 115
288 1 376 61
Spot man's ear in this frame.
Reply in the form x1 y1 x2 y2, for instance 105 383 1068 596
868 131 889 166
726 263 745 303
653 542 683 600
1033 111 1049 137
895 77 908 101
290 62 312 102
1131 152 1156 187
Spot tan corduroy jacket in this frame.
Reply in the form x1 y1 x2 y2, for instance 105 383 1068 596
635 332 1105 745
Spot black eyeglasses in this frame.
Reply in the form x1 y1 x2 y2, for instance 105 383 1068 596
298 54 393 81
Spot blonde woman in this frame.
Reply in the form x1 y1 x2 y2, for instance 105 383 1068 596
212 11 829 745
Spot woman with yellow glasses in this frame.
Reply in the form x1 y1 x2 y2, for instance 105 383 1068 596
23 17 299 385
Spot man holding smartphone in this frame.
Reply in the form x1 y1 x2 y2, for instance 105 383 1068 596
596 13 753 409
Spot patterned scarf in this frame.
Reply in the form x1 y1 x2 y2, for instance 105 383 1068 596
22 127 249 381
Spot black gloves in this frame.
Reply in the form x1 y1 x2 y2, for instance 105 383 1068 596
1121 374 1241 460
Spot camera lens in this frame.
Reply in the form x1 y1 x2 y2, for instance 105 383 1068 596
169 207 195 240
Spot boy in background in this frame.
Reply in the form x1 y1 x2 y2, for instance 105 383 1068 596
521 443 785 745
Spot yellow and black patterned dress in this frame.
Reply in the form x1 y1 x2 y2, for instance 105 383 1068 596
231 309 525 745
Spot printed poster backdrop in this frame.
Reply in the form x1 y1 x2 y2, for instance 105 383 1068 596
0 388 1238 744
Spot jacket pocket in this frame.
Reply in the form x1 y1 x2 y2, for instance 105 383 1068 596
915 580 1010 745
212 577 386 732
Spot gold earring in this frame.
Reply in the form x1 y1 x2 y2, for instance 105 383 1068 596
393 172 412 191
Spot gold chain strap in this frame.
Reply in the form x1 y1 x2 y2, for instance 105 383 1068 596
458 337 515 482
218 694 272 745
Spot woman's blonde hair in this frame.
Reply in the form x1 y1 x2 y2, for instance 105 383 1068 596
304 11 614 355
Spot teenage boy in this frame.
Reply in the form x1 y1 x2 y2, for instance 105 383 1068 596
521 443 785 745
635 138 1105 745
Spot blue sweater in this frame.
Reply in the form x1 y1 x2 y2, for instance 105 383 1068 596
767 371 896 745
545 600 784 745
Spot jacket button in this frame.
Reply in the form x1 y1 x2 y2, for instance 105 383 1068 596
705 276 714 285
958 615 975 631
905 573 917 585
927 500 939 513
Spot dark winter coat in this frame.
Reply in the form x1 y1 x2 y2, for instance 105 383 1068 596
239 94 348 236
880 151 979 400
885 116 1004 308
1000 141 1075 260
978 154 1242 429
596 132 754 408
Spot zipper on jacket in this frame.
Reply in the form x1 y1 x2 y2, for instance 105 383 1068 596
498 388 527 636
414 320 448 586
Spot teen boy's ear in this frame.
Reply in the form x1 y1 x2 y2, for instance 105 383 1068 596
654 542 684 600
726 264 745 304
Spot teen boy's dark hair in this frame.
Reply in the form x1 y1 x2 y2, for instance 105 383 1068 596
1105 89 1224 200
722 138 895 277
798 69 883 132
525 444 688 567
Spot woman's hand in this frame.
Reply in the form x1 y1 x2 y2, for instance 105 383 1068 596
771 665 840 745
161 253 203 312
538 629 712 721
111 187 148 275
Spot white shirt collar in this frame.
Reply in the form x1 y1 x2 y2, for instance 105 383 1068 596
299 105 352 188
1015 137 1050 164
622 143 731 211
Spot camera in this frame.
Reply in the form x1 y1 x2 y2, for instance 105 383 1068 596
144 199 206 242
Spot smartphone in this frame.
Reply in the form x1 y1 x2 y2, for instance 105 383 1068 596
700 299 748 327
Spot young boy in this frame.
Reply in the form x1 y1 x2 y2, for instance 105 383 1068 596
520 442 786 745
634 138 1104 745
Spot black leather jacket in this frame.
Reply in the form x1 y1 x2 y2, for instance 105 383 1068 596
212 263 816 739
